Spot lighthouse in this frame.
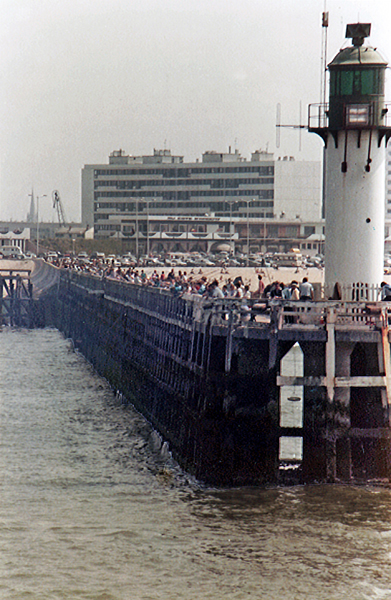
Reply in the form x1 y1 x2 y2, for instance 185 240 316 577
309 23 391 299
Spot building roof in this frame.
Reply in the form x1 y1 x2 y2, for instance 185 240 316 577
306 233 325 241
0 228 30 239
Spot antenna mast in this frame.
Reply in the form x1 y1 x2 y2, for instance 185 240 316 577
320 5 329 106
320 6 329 219
275 102 306 150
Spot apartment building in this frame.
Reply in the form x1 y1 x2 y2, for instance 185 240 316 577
80 148 322 254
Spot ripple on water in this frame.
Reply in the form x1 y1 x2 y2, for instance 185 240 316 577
2 328 391 599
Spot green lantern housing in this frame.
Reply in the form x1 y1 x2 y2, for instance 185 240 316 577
328 23 388 132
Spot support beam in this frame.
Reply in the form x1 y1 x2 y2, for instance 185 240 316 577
277 375 388 388
325 307 336 401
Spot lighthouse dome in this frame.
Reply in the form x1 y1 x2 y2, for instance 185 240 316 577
329 45 387 68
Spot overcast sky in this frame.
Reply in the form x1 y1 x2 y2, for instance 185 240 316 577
1 0 391 222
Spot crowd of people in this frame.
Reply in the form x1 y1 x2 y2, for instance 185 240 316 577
259 276 314 301
49 255 317 302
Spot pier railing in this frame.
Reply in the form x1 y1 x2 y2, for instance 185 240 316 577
60 271 197 326
323 282 382 302
59 271 391 332
267 299 390 330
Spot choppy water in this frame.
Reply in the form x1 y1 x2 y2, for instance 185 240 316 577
2 328 391 599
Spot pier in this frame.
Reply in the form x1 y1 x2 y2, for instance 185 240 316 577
43 269 391 486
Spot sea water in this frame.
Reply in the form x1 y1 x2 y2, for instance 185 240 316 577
1 328 391 599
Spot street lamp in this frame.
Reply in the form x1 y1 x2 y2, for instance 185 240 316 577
36 194 47 256
146 198 155 258
226 200 237 255
135 197 140 262
246 198 256 266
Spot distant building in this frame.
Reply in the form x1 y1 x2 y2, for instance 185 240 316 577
54 225 94 240
0 227 30 252
81 148 322 244
0 221 88 249
274 157 321 221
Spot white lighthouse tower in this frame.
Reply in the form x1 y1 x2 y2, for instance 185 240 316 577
309 23 391 299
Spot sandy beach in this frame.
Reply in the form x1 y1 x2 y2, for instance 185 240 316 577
141 264 325 294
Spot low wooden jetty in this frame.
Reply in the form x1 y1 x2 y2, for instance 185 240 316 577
43 269 391 486
0 268 38 327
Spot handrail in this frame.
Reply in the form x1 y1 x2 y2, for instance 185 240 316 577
59 270 391 331
308 102 391 130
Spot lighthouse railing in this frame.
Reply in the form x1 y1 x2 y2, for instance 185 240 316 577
308 103 329 129
309 102 391 130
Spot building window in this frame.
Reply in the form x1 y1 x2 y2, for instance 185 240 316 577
304 226 316 236
345 104 370 127
330 68 382 97
284 226 299 237
268 225 279 237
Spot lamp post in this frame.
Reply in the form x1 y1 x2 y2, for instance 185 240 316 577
226 200 237 255
246 198 256 266
146 198 155 258
135 198 140 262
36 194 47 257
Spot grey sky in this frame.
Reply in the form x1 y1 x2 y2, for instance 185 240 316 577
1 0 390 222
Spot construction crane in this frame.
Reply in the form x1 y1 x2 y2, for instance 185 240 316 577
52 190 67 227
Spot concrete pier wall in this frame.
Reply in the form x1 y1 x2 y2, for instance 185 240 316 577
49 271 285 485
41 269 391 486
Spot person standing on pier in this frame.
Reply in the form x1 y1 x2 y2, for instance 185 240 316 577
211 279 224 299
257 274 265 298
281 282 291 300
269 281 282 299
234 281 244 298
290 282 300 301
299 277 314 301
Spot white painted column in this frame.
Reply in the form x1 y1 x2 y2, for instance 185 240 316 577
325 130 385 295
